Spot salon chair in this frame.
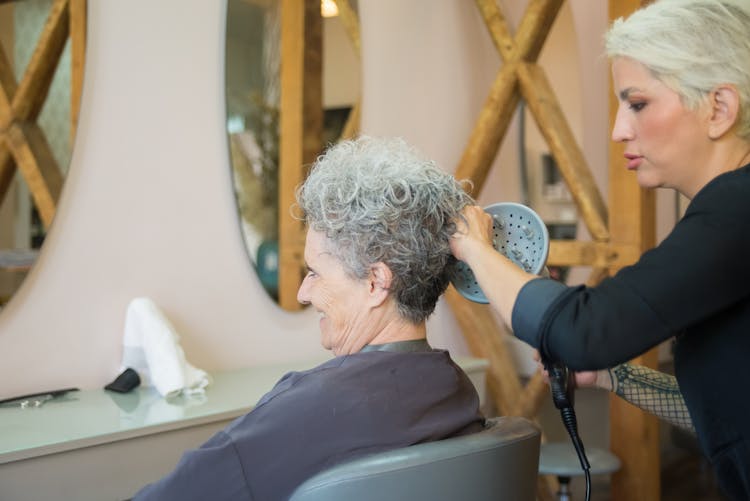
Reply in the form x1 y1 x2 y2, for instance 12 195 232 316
289 416 541 501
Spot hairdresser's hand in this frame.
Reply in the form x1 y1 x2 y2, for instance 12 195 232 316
533 350 612 391
450 205 494 263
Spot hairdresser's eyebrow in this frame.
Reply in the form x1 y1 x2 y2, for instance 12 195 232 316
619 87 641 101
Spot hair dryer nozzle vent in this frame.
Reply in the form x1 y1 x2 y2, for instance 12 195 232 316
452 202 550 304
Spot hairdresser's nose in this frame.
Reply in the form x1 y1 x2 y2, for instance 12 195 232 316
611 103 634 143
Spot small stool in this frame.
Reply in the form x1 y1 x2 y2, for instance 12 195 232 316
538 442 621 501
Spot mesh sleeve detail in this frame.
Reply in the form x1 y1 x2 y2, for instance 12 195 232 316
610 363 695 433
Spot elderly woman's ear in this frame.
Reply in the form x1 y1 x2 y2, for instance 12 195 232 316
367 262 393 305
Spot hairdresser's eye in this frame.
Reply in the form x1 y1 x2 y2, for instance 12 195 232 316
629 101 647 112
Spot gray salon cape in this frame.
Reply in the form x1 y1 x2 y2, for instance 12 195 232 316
132 348 484 501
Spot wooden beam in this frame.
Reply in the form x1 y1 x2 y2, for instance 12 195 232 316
332 0 360 140
333 0 360 55
6 122 63 229
0 43 15 128
517 62 609 241
11 0 70 122
69 0 86 145
474 0 516 61
455 0 563 194
446 283 555 500
0 143 12 206
548 239 641 269
607 1 660 500
278 0 322 310
510 0 563 63
445 286 523 415
0 47 17 204
453 65 521 194
339 98 360 141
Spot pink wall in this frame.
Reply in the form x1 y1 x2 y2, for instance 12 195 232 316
0 0 620 399
360 0 610 366
0 0 325 400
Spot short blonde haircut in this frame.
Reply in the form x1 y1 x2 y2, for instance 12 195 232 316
606 0 750 139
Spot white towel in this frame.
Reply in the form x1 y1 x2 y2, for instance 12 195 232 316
120 297 211 398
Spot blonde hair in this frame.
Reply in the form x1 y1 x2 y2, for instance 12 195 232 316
606 0 750 139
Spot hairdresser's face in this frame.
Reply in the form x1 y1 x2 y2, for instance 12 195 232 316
297 229 374 355
611 57 711 197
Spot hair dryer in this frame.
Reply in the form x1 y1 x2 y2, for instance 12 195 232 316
451 202 592 500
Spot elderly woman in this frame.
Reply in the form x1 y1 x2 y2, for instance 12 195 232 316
451 1 750 498
133 136 484 501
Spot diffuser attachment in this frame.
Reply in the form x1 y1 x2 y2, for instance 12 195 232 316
452 202 549 304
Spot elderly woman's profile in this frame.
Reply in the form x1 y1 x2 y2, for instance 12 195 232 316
132 136 485 501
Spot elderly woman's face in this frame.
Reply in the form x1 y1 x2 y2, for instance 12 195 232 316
611 57 712 198
297 229 375 355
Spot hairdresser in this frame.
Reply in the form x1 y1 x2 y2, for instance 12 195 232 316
450 1 750 498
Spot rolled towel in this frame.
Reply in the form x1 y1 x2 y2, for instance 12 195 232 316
120 297 211 398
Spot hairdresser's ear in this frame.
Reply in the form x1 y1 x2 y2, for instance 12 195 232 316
707 84 741 139
367 262 392 307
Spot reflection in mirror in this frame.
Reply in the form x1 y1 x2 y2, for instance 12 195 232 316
226 0 281 301
0 0 86 309
226 0 360 305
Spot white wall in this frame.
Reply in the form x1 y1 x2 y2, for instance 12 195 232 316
0 0 618 400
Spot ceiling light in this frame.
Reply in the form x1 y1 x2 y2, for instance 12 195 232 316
321 0 339 18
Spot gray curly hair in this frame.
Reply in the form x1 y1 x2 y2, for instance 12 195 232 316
295 136 474 324
605 0 750 140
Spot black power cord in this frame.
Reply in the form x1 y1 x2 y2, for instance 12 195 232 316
546 360 592 501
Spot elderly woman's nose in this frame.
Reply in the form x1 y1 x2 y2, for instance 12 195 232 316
297 276 311 305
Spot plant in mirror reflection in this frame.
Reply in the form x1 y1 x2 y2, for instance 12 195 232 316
229 92 280 244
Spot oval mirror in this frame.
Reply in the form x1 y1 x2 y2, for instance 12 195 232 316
0 0 86 311
225 0 360 307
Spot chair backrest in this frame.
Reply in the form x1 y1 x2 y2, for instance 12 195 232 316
289 416 541 501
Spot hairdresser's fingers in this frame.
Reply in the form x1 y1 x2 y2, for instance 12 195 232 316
573 371 599 388
450 205 493 260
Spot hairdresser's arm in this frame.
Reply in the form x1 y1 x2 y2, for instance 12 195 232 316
612 364 695 432
532 345 695 433
449 205 537 322
573 364 695 433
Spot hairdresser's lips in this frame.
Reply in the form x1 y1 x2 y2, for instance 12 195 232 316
624 153 643 170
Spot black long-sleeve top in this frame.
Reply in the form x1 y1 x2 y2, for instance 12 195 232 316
512 163 750 500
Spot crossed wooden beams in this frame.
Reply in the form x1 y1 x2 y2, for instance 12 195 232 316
448 0 608 422
449 1 659 499
0 0 85 230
